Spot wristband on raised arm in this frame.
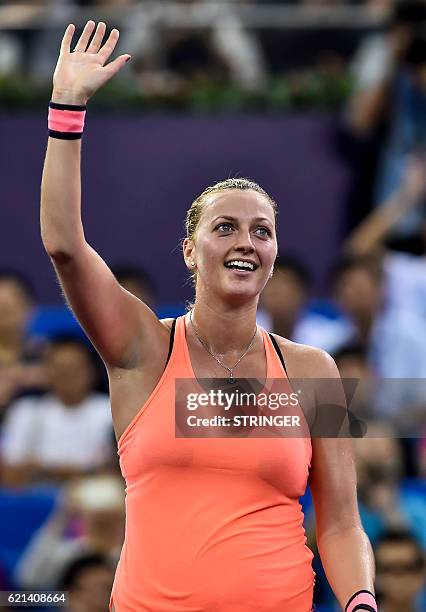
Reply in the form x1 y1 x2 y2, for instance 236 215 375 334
48 101 86 140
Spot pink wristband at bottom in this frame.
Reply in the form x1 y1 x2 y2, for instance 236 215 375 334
345 589 377 612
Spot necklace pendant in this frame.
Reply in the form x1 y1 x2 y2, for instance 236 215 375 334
228 376 236 384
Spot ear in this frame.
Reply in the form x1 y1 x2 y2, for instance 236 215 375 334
183 237 196 269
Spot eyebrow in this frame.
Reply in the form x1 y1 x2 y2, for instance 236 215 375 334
211 216 273 225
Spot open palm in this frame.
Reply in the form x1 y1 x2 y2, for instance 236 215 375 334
53 21 130 104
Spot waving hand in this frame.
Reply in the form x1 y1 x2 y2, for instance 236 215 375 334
52 21 131 105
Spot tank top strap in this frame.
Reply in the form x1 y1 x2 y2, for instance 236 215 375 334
164 317 177 369
259 327 288 379
167 315 194 377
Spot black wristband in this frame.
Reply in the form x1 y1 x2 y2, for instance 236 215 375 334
48 130 83 140
49 101 87 111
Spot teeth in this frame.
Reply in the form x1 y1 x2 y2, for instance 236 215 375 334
225 260 254 271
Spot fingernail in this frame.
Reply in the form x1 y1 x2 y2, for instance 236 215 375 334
126 56 131 62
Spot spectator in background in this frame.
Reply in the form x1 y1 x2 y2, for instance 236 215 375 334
0 271 46 416
330 255 384 349
334 344 370 381
346 152 426 317
333 344 375 423
294 254 426 385
348 0 426 240
352 426 426 549
121 0 267 94
294 255 383 353
258 256 311 339
59 553 115 612
375 529 425 612
0 337 113 487
0 271 34 365
343 154 426 431
334 342 423 476
16 475 124 591
112 263 157 310
294 253 426 424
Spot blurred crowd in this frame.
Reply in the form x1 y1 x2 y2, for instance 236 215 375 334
0 0 424 94
0 1 426 611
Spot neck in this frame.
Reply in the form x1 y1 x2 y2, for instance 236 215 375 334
190 295 258 356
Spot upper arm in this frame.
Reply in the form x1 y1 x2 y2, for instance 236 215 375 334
49 242 161 368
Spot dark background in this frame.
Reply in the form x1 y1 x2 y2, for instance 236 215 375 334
1 113 349 304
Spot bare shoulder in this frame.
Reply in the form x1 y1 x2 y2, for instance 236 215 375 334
270 333 339 379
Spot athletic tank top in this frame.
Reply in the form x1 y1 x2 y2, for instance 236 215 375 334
110 315 315 612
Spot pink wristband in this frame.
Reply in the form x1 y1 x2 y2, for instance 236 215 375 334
345 589 377 612
48 101 86 140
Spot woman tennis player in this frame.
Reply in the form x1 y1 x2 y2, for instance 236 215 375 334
41 21 377 612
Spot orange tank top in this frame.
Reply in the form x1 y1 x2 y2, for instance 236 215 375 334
110 315 315 612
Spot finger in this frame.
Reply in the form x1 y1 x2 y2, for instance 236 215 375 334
86 21 106 54
73 20 96 52
60 24 75 54
103 54 131 79
98 28 120 65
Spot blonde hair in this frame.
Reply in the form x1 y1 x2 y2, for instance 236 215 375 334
185 178 277 241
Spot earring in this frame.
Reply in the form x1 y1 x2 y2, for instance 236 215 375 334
191 261 196 267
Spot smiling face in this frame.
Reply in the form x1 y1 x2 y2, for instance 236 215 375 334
183 189 277 305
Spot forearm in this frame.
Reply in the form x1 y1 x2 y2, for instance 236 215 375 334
348 80 391 136
317 524 375 610
40 138 85 257
346 147 426 256
345 187 412 254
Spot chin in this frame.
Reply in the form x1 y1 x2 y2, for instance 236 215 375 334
221 282 261 304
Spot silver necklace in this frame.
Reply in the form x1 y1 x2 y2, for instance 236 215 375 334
189 310 257 384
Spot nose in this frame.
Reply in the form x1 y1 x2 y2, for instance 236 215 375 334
234 229 255 254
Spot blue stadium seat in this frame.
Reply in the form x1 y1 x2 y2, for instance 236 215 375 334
0 486 59 585
28 304 186 340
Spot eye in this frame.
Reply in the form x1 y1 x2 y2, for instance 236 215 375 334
215 223 234 233
254 226 271 237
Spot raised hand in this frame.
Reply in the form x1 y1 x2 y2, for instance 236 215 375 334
52 21 131 105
